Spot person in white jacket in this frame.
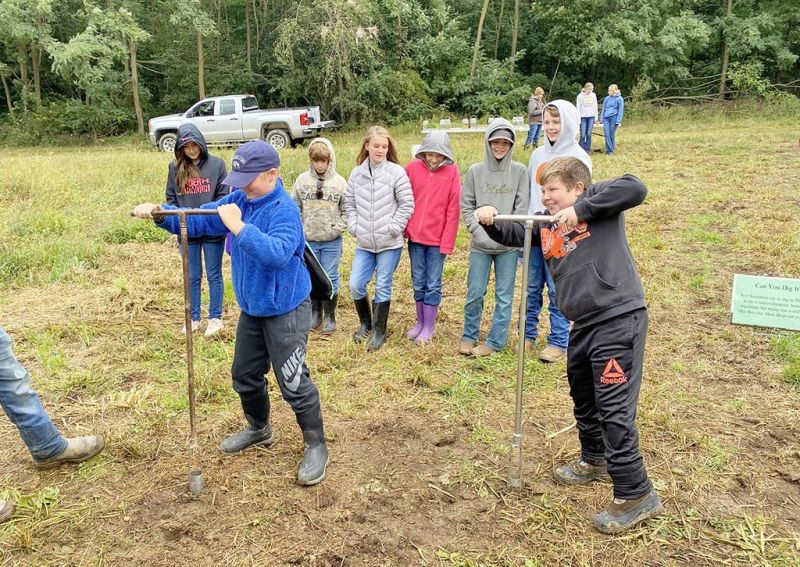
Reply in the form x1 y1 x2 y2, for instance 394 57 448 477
345 125 414 352
576 82 599 153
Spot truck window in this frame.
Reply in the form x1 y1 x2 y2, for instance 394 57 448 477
219 99 236 115
188 100 215 118
242 96 259 112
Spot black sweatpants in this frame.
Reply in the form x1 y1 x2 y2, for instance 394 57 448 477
567 308 652 499
231 298 323 434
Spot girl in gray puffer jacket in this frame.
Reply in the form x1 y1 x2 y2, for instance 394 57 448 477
345 125 415 352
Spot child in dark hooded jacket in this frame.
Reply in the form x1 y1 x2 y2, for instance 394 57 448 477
165 123 229 336
404 131 462 343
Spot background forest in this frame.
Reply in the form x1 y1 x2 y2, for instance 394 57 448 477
0 0 798 139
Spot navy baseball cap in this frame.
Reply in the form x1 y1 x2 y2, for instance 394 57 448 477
223 140 281 188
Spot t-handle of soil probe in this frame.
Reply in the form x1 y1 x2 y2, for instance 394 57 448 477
492 214 555 224
129 208 221 217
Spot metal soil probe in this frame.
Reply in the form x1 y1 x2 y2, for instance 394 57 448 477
137 208 220 495
493 214 555 488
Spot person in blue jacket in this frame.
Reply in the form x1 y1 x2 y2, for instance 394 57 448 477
600 84 624 155
133 141 329 486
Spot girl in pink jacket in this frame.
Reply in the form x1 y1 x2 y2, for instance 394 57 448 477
404 131 462 343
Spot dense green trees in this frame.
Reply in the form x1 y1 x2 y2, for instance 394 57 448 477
0 0 797 136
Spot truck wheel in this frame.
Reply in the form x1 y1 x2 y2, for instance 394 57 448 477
264 129 290 150
157 133 177 153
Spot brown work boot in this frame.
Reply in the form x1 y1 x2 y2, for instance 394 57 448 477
471 343 498 358
33 435 105 469
539 345 567 363
0 500 14 524
593 490 664 534
524 339 534 351
458 339 476 356
553 459 611 485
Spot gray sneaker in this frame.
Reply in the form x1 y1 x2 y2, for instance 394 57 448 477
220 424 275 454
594 490 664 534
296 431 329 486
33 435 105 469
0 500 14 524
553 459 611 485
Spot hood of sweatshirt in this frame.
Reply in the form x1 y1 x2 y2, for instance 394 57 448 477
484 118 516 173
541 99 580 154
307 137 338 180
415 130 454 169
175 123 209 162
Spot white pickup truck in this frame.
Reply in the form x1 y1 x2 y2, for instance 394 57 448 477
147 94 336 152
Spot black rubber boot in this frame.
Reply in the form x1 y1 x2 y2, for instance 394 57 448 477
296 430 329 486
220 390 275 454
353 298 372 343
367 301 390 352
321 294 337 335
310 300 322 330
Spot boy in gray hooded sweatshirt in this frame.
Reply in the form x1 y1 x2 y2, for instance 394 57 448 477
459 118 530 357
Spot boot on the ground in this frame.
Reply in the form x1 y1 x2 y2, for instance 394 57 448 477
220 390 275 454
0 501 14 524
553 458 611 485
353 298 372 343
321 294 338 334
33 435 105 469
296 430 329 486
310 300 322 330
367 301 391 351
406 301 425 340
415 304 439 343
593 490 664 534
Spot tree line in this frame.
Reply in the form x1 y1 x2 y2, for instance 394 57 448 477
0 0 797 138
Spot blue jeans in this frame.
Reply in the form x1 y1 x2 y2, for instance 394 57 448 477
524 123 542 147
525 247 570 348
0 327 67 460
603 117 619 154
407 241 446 305
462 250 518 350
308 237 343 295
579 117 595 152
349 247 403 303
188 240 225 320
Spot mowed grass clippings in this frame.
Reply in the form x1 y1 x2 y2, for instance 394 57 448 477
0 114 798 566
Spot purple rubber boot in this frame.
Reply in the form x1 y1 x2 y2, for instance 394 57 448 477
406 301 425 340
415 304 439 343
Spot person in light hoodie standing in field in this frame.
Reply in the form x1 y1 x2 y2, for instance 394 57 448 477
345 125 414 352
576 82 599 153
404 131 462 344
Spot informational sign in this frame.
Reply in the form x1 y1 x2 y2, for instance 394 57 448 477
731 274 800 331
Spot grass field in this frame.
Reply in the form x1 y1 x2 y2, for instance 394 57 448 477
0 112 799 566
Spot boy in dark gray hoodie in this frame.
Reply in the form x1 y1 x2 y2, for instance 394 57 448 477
475 156 663 534
459 118 530 357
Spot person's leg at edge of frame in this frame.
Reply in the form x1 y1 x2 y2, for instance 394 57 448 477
0 328 67 461
262 298 329 486
185 242 203 332
350 248 377 343
481 249 518 355
590 309 661 533
367 247 402 351
319 237 342 334
461 250 492 355
221 312 274 454
524 247 547 349
204 240 225 336
406 241 427 340
416 245 446 343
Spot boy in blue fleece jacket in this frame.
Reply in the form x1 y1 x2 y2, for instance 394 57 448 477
133 141 328 486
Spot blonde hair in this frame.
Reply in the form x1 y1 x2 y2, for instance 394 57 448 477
540 157 592 189
308 141 331 162
609 84 619 95
584 82 593 90
534 86 544 96
356 125 399 165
